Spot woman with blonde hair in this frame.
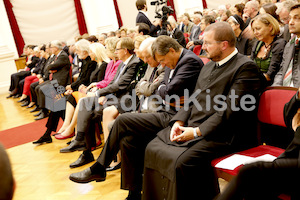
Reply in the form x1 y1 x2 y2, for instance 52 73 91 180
250 13 286 84
55 42 112 140
84 37 121 93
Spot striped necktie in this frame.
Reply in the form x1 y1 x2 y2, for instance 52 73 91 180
114 63 125 83
283 39 299 86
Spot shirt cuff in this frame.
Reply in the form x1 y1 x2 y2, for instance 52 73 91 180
158 84 166 91
140 81 147 86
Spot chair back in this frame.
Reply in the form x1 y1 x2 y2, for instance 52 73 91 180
193 45 202 55
183 33 190 44
69 65 73 84
257 87 298 127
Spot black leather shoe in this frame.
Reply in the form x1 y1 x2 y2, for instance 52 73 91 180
13 94 21 98
17 98 26 103
106 162 121 171
34 111 48 120
125 193 141 200
30 106 39 112
26 103 35 109
33 109 43 116
70 153 94 168
6 94 14 98
60 140 86 153
33 136 52 144
125 196 141 200
21 101 29 107
69 168 106 183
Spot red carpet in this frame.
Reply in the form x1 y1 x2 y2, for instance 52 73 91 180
0 118 63 149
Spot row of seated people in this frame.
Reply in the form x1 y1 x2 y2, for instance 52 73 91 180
7 3 300 199
7 41 72 120
63 22 261 200
183 10 297 87
177 1 298 87
6 17 154 111
29 17 300 200
32 35 160 165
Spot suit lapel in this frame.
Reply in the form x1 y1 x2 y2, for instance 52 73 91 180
111 62 124 83
168 50 187 83
93 65 101 74
284 43 295 75
121 55 136 75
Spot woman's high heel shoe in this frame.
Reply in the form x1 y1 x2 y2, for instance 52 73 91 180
55 132 75 140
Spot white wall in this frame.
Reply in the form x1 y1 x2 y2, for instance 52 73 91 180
0 0 18 59
206 0 241 10
11 0 79 45
0 0 18 93
81 0 119 36
117 0 159 29
175 0 203 16
1 0 243 55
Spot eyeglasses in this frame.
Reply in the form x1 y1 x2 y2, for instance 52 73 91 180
202 41 223 46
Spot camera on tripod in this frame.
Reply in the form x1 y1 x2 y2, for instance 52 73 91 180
151 0 174 35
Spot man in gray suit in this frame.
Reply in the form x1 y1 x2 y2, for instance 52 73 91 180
273 5 300 88
134 37 165 112
189 14 202 42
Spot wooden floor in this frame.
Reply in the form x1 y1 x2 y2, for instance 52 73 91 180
0 93 128 200
0 93 227 200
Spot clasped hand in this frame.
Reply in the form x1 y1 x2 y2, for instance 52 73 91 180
98 96 107 105
170 122 195 143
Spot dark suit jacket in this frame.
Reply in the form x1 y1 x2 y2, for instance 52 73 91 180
189 25 201 42
281 24 291 43
90 61 108 83
236 33 252 56
71 56 96 91
136 11 159 37
32 57 46 74
157 49 203 100
43 55 56 81
273 38 300 88
63 45 69 55
170 28 186 47
27 56 40 69
144 53 264 193
280 93 300 160
156 48 203 115
251 36 286 81
162 53 264 149
95 54 140 98
48 50 71 86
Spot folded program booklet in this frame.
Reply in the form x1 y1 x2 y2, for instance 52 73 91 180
215 154 277 170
